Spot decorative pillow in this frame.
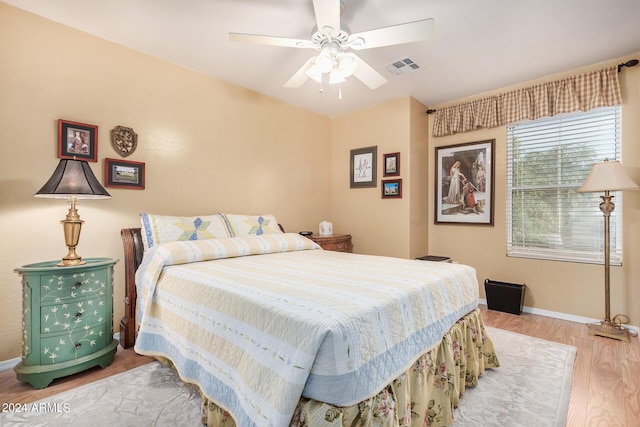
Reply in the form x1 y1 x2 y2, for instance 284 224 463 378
223 213 283 237
140 213 233 251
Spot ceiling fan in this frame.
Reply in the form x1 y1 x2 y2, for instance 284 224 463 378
229 0 434 91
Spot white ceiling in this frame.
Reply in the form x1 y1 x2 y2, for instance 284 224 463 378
4 0 640 118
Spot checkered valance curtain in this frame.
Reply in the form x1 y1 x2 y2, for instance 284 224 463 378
432 65 622 137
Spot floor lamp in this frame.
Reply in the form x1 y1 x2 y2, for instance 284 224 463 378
577 159 639 342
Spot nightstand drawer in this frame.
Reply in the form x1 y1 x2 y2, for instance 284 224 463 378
41 296 107 334
322 240 351 252
40 270 108 305
310 234 353 253
40 324 108 365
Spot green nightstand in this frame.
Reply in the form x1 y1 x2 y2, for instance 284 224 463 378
14 258 119 389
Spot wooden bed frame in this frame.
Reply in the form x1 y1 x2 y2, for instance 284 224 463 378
119 228 144 348
119 224 287 348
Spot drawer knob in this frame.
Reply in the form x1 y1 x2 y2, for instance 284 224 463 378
75 312 83 318
73 282 83 289
75 343 82 349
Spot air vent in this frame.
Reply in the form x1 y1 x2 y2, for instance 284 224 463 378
384 57 421 76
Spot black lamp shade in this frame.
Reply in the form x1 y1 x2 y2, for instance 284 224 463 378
35 159 111 199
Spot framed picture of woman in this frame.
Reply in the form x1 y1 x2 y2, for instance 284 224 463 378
58 119 98 162
435 139 494 225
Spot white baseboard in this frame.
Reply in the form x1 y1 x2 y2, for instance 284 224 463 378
0 357 20 372
479 298 640 335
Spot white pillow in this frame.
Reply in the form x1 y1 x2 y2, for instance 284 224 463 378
223 214 282 237
140 213 233 251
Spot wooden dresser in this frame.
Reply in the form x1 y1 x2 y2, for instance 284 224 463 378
309 234 353 253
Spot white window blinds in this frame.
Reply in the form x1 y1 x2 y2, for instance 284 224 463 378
506 106 622 264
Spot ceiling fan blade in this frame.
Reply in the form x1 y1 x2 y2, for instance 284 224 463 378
313 0 341 35
284 57 316 88
348 18 435 50
229 32 313 49
352 54 387 89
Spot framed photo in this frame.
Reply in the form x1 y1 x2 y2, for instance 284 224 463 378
383 152 400 176
435 139 494 225
104 158 145 190
382 179 402 198
350 146 377 188
58 119 98 162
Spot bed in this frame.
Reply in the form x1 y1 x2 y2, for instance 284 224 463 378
119 213 499 427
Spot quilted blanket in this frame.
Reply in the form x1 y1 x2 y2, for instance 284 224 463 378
134 233 479 427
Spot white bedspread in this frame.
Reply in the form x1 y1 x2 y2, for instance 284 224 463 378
134 233 479 427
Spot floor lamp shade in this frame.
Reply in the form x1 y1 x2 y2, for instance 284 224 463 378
577 160 639 193
577 159 638 341
35 159 111 266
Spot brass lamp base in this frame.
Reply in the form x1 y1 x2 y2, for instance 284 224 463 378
58 252 86 267
57 198 86 267
587 320 630 343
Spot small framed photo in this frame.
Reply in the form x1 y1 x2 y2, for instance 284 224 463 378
350 146 377 188
104 158 145 190
435 139 494 225
383 152 400 176
382 179 402 198
58 119 98 162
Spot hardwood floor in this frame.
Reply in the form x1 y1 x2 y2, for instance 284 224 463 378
479 305 640 427
1 306 639 426
0 347 154 406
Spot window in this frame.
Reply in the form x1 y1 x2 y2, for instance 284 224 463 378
506 106 622 264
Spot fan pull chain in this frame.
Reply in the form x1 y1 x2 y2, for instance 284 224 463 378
338 84 343 99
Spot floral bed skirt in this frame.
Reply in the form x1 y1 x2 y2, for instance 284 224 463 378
199 308 499 426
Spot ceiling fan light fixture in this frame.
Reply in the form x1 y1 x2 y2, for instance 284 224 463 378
305 62 323 82
329 68 345 85
315 51 334 73
337 53 357 77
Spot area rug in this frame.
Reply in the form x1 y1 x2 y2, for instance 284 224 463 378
1 327 576 427
453 327 576 426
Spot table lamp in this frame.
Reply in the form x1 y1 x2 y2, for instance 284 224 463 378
35 158 111 267
577 159 639 341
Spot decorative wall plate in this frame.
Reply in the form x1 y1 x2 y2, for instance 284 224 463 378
110 126 138 158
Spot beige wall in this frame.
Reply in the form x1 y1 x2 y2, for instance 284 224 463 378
0 4 331 361
427 56 640 328
330 97 429 258
409 97 430 259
